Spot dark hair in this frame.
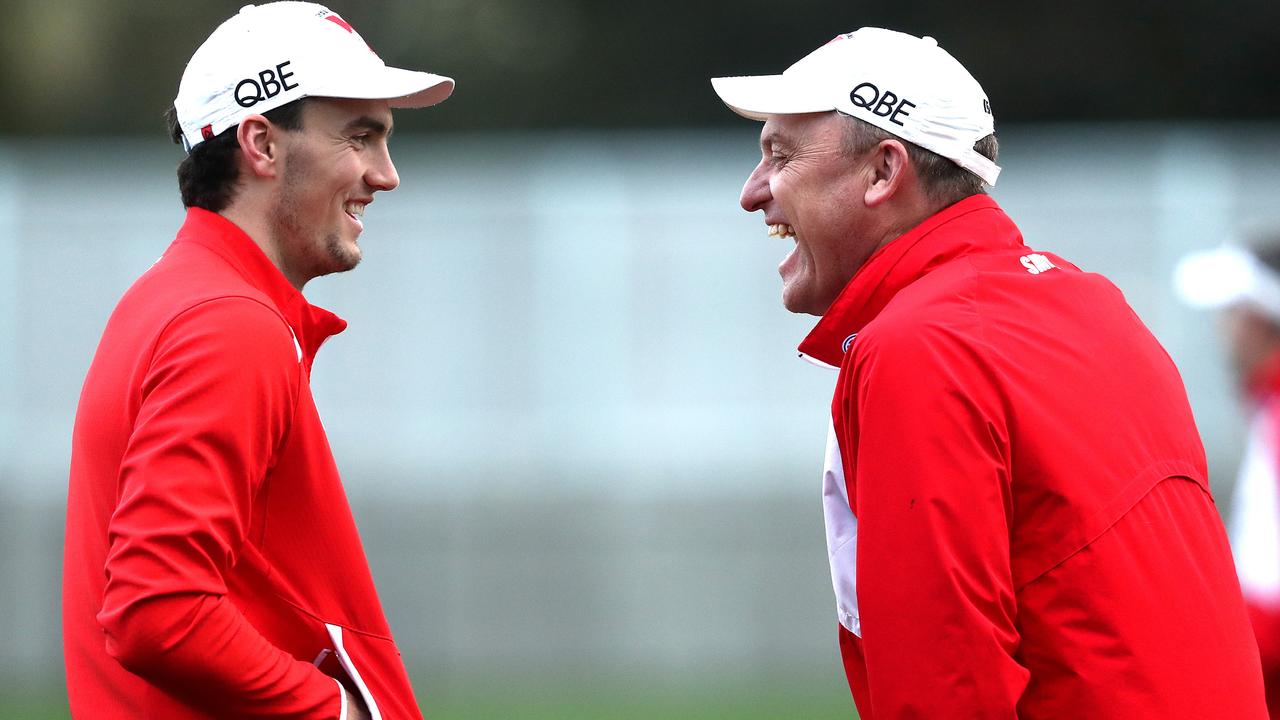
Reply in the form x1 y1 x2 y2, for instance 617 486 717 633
1247 232 1280 279
164 99 310 212
841 115 998 207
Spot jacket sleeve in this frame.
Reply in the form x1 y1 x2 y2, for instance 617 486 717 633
95 297 343 718
842 319 1029 719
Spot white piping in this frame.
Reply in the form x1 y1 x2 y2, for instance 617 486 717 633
334 677 349 720
822 420 861 636
325 624 382 720
798 352 839 370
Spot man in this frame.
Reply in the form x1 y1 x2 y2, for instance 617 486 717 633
63 3 452 718
712 28 1267 718
1176 238 1280 718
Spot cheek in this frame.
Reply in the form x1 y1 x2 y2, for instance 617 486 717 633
779 170 835 220
770 164 808 201
799 234 835 279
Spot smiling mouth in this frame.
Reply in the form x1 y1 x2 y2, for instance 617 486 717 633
344 201 366 228
768 223 796 239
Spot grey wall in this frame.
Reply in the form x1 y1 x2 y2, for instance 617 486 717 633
4 123 1278 700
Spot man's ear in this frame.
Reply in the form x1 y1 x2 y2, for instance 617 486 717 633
864 139 911 208
237 115 280 179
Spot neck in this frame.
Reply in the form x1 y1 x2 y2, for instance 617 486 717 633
220 197 305 291
1245 344 1280 399
873 192 950 253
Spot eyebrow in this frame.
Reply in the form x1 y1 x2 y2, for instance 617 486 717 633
344 115 393 138
759 129 786 152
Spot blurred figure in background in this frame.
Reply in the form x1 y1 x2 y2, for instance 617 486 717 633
62 3 452 718
1176 235 1280 719
713 27 1267 719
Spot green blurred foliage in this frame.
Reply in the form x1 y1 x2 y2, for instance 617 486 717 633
2 676 860 719
0 0 1277 137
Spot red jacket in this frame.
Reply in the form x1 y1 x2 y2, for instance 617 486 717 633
1229 352 1280 718
799 195 1267 718
64 209 421 719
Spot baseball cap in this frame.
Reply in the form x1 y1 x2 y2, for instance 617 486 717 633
1174 245 1280 320
711 28 1000 186
174 2 454 152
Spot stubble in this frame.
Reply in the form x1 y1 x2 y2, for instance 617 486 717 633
270 147 361 284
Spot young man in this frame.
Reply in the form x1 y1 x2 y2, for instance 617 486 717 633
62 3 452 718
712 27 1267 718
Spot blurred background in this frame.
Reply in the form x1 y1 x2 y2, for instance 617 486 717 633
3 0 1279 717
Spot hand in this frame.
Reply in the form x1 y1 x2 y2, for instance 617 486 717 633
345 688 372 720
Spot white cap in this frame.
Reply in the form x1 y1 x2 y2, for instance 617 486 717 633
174 2 454 152
1174 245 1280 321
711 28 1000 186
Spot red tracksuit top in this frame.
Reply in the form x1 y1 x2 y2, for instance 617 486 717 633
64 208 422 719
1231 352 1280 718
799 195 1267 718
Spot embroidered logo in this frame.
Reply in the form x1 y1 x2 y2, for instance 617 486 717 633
1020 253 1057 275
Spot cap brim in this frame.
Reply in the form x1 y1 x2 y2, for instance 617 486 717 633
315 66 455 109
710 75 833 120
1173 246 1257 309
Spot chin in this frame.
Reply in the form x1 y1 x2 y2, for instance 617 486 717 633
324 235 362 272
781 290 820 316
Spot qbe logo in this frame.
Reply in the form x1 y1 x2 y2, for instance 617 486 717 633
235 60 300 108
848 82 916 127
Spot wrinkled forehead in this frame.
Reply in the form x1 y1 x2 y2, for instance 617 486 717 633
758 110 843 149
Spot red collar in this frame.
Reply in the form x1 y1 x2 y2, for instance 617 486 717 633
797 195 1024 367
174 207 347 365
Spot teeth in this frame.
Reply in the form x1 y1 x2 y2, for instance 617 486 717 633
767 223 795 238
344 202 365 218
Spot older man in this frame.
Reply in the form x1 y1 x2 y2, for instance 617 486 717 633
63 3 452 718
713 28 1266 718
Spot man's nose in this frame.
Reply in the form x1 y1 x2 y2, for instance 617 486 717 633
367 146 400 192
740 160 771 213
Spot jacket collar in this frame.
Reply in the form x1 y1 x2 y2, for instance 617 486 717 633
797 194 1024 367
174 207 347 367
